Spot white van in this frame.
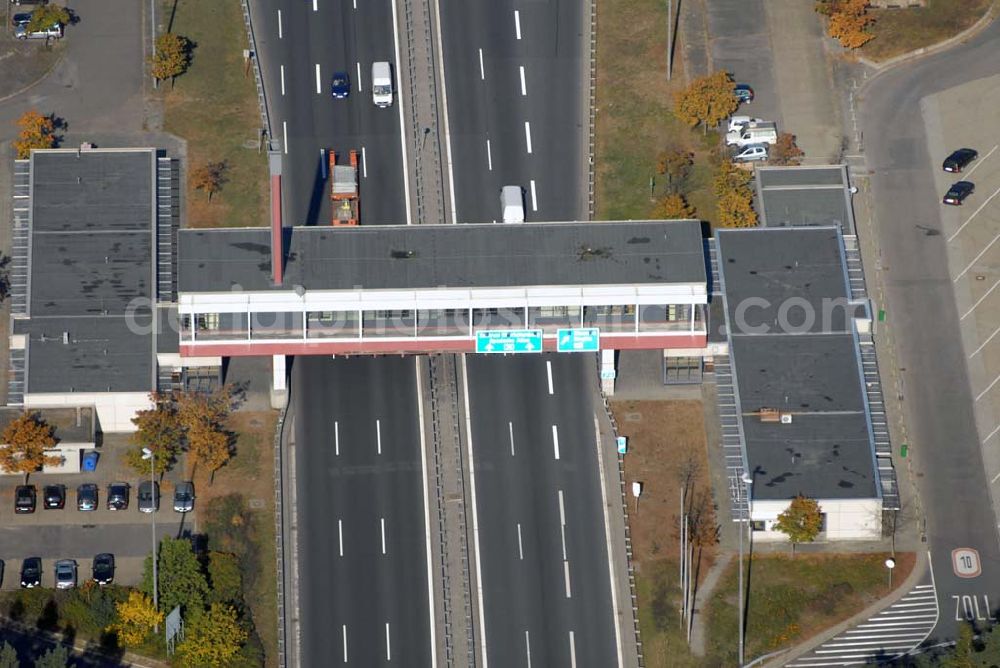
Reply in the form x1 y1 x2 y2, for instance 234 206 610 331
727 115 764 133
372 61 393 108
725 121 778 147
500 186 525 223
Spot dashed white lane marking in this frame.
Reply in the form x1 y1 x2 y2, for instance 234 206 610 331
546 359 553 394
479 48 485 80
381 517 387 554
280 65 286 95
508 421 515 456
334 420 339 455
524 122 533 154
514 10 522 39
338 519 343 556
362 146 368 178
519 66 527 95
356 62 363 91
376 418 382 454
486 139 493 171
385 622 391 661
530 180 538 212
517 522 524 560
569 631 577 668
524 630 531 668
342 625 348 663
315 63 322 94
563 560 572 598
277 9 283 39
313 0 318 11
551 425 559 460
283 121 288 154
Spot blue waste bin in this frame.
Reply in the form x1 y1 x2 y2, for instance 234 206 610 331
82 451 98 472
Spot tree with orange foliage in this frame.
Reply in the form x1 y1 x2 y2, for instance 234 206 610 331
653 193 696 220
0 412 61 482
13 110 56 159
674 71 740 133
824 0 875 49
770 132 805 166
192 161 227 201
716 189 758 229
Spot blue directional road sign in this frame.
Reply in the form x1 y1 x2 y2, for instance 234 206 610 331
476 329 543 354
557 328 600 353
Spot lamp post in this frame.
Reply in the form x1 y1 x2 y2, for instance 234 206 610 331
738 472 753 666
142 447 159 632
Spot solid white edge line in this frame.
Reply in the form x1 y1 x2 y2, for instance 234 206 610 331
508 421 514 456
552 424 559 460
282 121 288 155
517 522 524 560
381 517 387 555
564 560 571 598
334 420 339 456
313 0 318 11
415 359 439 668
461 354 489 668
277 9 282 39
362 146 368 178
570 631 577 668
479 47 485 80
546 359 553 394
594 413 625 668
431 0 458 223
315 63 321 94
519 65 526 96
357 61 363 92
338 519 343 556
390 0 413 226
524 630 531 668
525 121 532 154
514 9 521 39
376 418 382 454
342 624 348 663
530 179 538 212
280 65 286 95
386 622 392 661
486 139 493 171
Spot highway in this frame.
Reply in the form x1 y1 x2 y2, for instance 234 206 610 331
250 0 408 227
293 356 432 666
466 353 619 667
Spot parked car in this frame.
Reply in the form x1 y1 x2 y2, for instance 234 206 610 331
54 559 76 589
734 83 754 104
43 484 65 509
943 148 978 173
92 553 114 586
11 11 31 26
943 181 975 205
173 481 195 513
14 22 61 39
138 480 159 513
727 115 764 133
14 485 36 514
330 71 350 99
107 482 129 510
734 144 769 163
10 0 49 5
20 557 41 588
77 483 97 511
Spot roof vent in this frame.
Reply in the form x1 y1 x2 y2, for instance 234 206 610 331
780 413 793 424
62 332 69 345
391 249 415 259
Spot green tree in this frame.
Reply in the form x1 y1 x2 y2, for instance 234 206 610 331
176 603 248 667
0 412 61 482
774 495 823 554
12 110 57 160
142 536 209 615
673 70 740 133
0 642 17 668
27 4 70 33
207 551 243 605
107 590 163 648
32 644 69 668
127 393 183 476
149 33 192 86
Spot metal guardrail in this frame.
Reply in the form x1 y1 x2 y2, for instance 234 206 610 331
240 0 275 150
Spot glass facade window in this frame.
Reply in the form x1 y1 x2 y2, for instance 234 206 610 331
583 305 635 331
306 310 359 339
362 310 416 338
416 309 470 336
472 308 525 330
250 311 303 340
528 305 581 332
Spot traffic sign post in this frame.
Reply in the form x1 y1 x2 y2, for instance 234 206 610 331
476 329 543 354
557 328 600 352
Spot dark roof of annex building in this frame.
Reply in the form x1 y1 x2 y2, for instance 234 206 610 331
716 226 878 501
16 149 157 393
755 165 856 236
177 220 708 293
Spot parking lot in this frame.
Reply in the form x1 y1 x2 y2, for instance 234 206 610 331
0 434 192 590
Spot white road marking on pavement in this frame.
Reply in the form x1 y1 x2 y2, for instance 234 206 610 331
976 372 1000 402
486 139 493 171
390 0 414 225
282 121 288 154
570 632 577 667
984 422 1000 446
280 65 286 95
971 322 1000 357
955 220 1000 280
530 180 538 212
356 62 362 91
353 0 357 8
334 420 339 455
558 489 565 526
517 522 524 560
561 523 567 560
386 622 391 661
313 0 318 11
552 424 559 460
381 517 387 554
376 418 382 454
479 48 485 80
277 9 283 39
342 625 348 663
948 181 1000 242
414 359 439 668
594 414 625 667
519 66 527 95
564 560 572 598
524 121 533 154
963 144 999 179
962 277 1000 320
546 359 553 394
992 470 1000 484
338 519 343 556
362 146 368 178
524 631 531 668
320 149 328 179
315 64 322 94
431 0 458 224
509 421 515 456
514 10 522 39
461 355 489 667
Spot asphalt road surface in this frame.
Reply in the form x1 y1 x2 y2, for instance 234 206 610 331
861 21 1000 643
250 0 407 227
293 356 432 666
439 0 587 223
466 353 618 667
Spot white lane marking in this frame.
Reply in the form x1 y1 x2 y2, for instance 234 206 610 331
594 415 625 667
356 62 363 92
376 418 382 454
524 121 533 154
517 522 524 560
508 421 515 456
519 65 527 95
353 0 357 8
338 519 344 556
560 523 567 560
479 48 485 80
362 146 368 178
524 631 531 668
971 322 1000 357
961 277 1000 319
283 121 288 155
514 9 522 39
334 420 339 455
552 424 559 460
558 489 565 526
564 560 572 598
381 517 387 554
280 65 286 95
414 359 439 668
342 625 348 663
985 422 1000 445
386 622 392 661
530 180 538 212
431 0 458 223
992 470 1000 484
315 63 322 94
320 148 328 179
977 373 1000 402
954 218 1000 280
461 355 489 667
964 144 999 179
948 182 1000 242
277 9 283 39
390 0 414 226
486 139 493 171
546 359 553 394
313 0 318 11
570 632 577 668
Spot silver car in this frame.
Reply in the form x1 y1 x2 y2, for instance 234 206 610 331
14 23 61 39
173 481 195 513
54 559 76 589
138 480 159 513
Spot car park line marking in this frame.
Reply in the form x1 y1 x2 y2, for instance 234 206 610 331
524 122 532 154
984 424 1000 449
283 121 288 154
514 10 522 39
414 359 439 668
992 470 1000 484
519 66 527 95
381 517 387 554
356 62 362 91
509 421 515 456
963 144 998 179
970 323 1000 358
315 64 321 94
530 180 538 212
486 139 493 171
525 631 531 668
948 183 1000 243
570 632 577 668
552 425 559 460
280 65 286 95
376 418 382 454
517 522 524 559
338 519 343 556
479 48 485 80
975 372 1000 402
361 147 368 178
546 359 553 394
955 221 1000 281
386 622 392 661
961 277 1000 320
564 560 572 597
342 625 348 663
277 9 283 39
334 420 339 455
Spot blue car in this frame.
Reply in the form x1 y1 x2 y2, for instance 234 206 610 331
734 83 754 104
331 72 350 99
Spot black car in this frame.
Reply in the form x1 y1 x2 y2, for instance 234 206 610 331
43 484 65 509
943 148 978 173
92 553 114 586
331 71 350 99
943 181 975 206
734 83 754 104
107 482 128 510
77 483 97 511
11 11 31 26
14 485 35 514
20 557 41 588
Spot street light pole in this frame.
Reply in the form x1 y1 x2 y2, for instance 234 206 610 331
738 472 753 666
142 448 159 632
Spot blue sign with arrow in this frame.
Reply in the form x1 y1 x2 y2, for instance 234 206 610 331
476 329 543 354
557 328 600 353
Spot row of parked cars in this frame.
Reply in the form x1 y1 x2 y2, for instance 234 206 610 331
14 481 195 514
10 553 114 590
941 148 979 206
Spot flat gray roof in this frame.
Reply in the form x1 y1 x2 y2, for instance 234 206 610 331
177 220 707 292
0 406 95 445
717 226 878 501
756 165 855 236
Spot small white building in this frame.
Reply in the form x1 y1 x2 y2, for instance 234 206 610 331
0 406 96 474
